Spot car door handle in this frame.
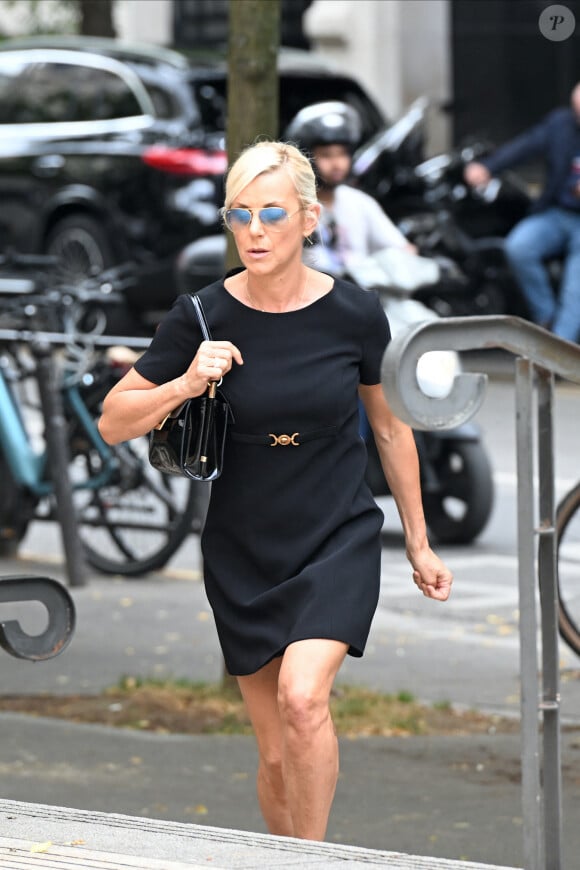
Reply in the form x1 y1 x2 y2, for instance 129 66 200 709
32 154 65 177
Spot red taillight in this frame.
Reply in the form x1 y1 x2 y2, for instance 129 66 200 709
141 146 227 176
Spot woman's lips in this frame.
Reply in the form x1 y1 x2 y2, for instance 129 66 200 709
246 248 269 257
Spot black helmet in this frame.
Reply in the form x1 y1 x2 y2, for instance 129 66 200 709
285 101 362 151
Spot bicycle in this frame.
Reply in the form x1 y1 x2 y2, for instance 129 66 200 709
0 253 208 577
556 481 580 656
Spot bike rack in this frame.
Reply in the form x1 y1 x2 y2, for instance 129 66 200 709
381 314 580 870
0 575 75 661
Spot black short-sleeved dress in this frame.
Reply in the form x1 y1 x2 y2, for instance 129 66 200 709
134 274 391 676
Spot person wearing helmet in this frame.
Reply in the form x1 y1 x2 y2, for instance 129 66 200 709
286 101 416 276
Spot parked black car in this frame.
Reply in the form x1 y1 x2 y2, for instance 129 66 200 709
0 36 387 332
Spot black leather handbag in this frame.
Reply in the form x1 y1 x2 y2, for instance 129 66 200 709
148 295 231 482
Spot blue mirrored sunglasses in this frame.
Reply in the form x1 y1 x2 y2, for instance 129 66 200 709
223 206 299 232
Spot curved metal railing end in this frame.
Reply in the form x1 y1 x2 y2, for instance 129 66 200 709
0 576 76 661
381 315 580 430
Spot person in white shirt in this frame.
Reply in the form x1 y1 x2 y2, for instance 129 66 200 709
285 101 416 275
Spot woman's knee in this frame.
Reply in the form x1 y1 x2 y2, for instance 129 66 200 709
277 679 329 735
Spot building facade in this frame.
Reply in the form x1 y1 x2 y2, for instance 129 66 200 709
3 0 580 155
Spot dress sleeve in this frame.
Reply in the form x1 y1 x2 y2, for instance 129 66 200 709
359 290 391 385
133 294 204 385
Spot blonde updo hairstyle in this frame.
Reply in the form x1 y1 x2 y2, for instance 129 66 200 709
223 140 318 219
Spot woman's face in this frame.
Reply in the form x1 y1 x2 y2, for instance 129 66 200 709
228 168 319 276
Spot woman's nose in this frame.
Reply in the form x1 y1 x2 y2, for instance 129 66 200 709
249 213 265 233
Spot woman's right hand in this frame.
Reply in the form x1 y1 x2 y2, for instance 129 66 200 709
183 340 244 394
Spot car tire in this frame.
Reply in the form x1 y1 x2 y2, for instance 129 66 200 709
45 213 114 282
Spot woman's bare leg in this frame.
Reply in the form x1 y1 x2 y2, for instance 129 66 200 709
238 638 348 841
237 657 294 837
278 638 348 840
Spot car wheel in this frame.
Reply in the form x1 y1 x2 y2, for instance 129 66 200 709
45 214 114 282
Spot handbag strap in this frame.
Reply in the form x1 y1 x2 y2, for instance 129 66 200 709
190 293 223 389
190 294 212 342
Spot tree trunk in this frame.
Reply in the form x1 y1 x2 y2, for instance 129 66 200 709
225 0 281 271
220 0 281 690
78 0 116 36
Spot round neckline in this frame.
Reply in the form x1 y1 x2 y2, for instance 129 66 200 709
221 278 336 316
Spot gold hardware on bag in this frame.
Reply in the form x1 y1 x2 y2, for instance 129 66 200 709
152 401 187 431
153 415 170 431
153 380 219 431
269 432 300 446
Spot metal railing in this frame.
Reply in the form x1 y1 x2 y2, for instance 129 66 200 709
381 314 580 870
0 575 75 661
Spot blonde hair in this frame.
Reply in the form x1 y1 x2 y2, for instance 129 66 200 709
223 140 318 211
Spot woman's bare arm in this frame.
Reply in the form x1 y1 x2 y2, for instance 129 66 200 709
98 339 243 444
359 383 452 600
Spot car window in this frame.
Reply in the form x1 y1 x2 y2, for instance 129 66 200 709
139 77 190 121
279 76 385 142
191 81 227 133
187 73 385 143
0 59 145 124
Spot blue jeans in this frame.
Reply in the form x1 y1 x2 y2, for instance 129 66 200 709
504 207 580 342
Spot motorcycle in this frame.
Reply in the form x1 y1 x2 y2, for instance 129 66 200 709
347 247 494 545
177 237 495 545
351 98 530 237
351 100 533 320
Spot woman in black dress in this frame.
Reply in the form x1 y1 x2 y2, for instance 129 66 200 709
98 140 452 842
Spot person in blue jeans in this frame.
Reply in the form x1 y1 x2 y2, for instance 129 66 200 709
464 82 580 343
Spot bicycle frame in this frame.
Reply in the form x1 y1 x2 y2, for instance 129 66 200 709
0 353 117 499
64 380 118 491
0 363 46 493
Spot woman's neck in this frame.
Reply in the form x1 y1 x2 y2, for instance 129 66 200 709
245 266 309 313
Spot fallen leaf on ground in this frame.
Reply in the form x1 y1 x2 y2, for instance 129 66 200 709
30 841 52 853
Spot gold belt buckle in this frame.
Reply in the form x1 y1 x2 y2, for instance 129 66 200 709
269 432 300 446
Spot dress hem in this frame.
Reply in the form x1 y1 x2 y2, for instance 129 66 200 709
223 634 365 678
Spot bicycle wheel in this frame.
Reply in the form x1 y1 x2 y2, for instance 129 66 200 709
556 481 580 656
69 433 209 577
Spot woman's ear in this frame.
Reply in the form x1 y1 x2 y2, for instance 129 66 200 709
303 203 321 237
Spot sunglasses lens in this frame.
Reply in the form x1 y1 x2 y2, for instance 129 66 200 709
259 207 288 226
225 209 251 230
224 207 291 231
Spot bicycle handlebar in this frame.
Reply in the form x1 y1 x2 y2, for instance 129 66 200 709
0 262 135 308
0 253 137 295
0 258 138 356
0 250 61 270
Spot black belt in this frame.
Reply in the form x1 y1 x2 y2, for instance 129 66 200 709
230 425 338 447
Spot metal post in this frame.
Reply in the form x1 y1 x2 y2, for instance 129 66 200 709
536 367 563 870
515 358 543 870
32 340 86 587
380 315 580 870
